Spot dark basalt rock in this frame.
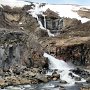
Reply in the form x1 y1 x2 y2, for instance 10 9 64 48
0 28 31 72
86 77 90 83
71 68 90 79
59 80 67 84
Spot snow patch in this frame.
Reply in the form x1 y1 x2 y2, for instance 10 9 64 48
0 1 90 23
0 0 30 8
29 3 90 23
40 4 90 23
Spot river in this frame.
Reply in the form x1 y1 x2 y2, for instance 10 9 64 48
0 81 82 90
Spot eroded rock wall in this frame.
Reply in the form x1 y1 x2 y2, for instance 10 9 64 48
40 37 90 66
0 28 31 71
0 5 47 70
0 4 90 70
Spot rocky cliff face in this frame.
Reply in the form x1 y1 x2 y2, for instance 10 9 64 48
0 5 38 30
0 5 47 71
0 2 90 88
0 28 30 71
0 3 90 71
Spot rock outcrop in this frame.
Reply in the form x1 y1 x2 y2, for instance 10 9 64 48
77 8 90 19
0 3 90 87
0 28 29 71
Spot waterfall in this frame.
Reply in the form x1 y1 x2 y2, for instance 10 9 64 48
28 3 54 37
44 53 72 70
42 15 54 37
43 15 46 29
36 16 45 30
37 14 54 37
43 53 86 84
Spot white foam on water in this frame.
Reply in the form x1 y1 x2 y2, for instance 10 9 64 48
43 53 86 84
44 53 73 70
6 86 24 90
23 85 31 88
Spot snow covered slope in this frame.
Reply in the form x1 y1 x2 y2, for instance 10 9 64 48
42 4 90 23
0 0 30 8
0 0 90 23
29 3 90 23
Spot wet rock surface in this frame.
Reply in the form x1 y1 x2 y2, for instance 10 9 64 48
71 68 90 79
51 71 60 81
86 77 90 83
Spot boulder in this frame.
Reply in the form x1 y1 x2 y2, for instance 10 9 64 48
86 77 90 83
74 77 81 81
59 80 67 84
52 71 60 80
44 8 59 18
35 73 48 83
0 78 6 87
52 77 57 81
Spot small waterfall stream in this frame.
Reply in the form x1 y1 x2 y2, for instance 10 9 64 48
44 53 86 84
42 14 54 37
43 15 46 29
29 3 54 37
44 53 72 70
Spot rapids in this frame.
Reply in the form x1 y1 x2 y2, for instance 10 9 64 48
43 53 86 84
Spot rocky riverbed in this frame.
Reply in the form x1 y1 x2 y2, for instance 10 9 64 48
0 66 89 89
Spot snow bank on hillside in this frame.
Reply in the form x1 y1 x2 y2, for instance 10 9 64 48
40 4 90 23
0 0 30 8
1 0 90 23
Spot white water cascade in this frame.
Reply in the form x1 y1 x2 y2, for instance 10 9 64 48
44 53 72 70
43 15 47 29
43 53 86 85
29 3 54 37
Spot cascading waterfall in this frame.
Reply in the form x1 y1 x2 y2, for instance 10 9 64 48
37 16 45 29
29 3 86 84
44 53 72 70
29 3 54 37
29 3 45 30
42 14 54 37
43 15 46 29
43 53 86 85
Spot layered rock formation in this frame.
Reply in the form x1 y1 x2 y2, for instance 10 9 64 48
0 2 90 87
0 3 90 70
